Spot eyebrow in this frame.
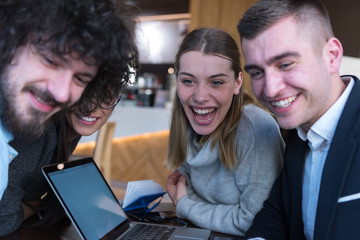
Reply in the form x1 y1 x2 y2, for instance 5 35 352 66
179 72 229 79
209 73 229 78
179 72 194 78
244 51 300 72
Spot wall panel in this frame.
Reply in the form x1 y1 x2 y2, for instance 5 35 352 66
189 0 257 97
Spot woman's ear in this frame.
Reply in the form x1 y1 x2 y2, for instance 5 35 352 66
234 72 243 95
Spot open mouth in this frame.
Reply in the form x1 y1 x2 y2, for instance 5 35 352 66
271 95 297 108
192 107 216 123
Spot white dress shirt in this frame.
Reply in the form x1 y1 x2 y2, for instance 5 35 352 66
297 77 354 240
0 120 17 200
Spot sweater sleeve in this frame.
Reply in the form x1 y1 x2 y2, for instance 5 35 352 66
178 163 207 203
176 106 284 236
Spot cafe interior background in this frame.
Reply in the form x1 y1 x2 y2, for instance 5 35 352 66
74 0 360 187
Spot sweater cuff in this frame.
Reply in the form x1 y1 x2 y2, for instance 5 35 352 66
175 195 192 219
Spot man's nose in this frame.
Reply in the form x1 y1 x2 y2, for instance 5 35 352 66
263 70 286 98
48 71 72 103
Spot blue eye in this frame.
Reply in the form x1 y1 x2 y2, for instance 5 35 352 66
182 79 193 85
212 80 223 86
249 70 264 80
279 62 293 70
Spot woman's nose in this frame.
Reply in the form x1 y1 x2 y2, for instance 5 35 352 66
193 84 210 103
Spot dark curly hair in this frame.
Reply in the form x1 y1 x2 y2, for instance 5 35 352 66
0 0 139 114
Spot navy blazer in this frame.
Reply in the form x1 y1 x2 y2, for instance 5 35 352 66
245 75 360 240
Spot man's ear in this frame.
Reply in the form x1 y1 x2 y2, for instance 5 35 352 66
325 37 343 74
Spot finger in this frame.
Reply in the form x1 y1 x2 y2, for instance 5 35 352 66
178 175 187 185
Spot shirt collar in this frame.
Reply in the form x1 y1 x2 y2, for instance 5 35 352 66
0 119 14 144
297 76 354 145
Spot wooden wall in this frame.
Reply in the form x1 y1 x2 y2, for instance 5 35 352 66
322 0 360 58
73 130 172 188
189 0 257 97
188 0 360 95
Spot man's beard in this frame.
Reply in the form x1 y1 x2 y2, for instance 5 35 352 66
0 73 57 139
1 101 50 140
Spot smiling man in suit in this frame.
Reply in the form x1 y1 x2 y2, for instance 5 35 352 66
237 0 360 239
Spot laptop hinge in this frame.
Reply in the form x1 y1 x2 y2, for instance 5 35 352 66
100 220 131 240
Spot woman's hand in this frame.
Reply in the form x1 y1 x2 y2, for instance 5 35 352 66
166 171 188 206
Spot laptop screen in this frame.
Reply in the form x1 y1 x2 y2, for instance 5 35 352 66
43 159 127 240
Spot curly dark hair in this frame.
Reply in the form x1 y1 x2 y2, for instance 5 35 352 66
0 0 139 114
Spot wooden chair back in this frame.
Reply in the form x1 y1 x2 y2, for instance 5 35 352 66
93 121 116 183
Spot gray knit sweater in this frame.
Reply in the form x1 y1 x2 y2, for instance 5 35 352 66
176 104 284 236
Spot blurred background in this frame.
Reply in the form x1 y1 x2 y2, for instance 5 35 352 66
75 0 360 188
81 0 360 142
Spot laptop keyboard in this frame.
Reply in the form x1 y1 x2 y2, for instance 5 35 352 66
119 224 176 240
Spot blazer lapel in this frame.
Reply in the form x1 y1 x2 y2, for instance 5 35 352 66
314 76 360 239
314 133 357 239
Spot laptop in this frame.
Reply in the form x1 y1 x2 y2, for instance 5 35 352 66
42 157 211 240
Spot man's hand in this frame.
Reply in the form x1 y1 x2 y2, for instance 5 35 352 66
22 200 40 221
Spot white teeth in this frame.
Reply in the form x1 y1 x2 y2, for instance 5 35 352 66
35 95 45 104
193 108 215 114
35 95 54 106
271 96 296 108
81 116 97 122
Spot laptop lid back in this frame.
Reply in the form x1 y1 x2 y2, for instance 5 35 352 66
42 157 128 240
